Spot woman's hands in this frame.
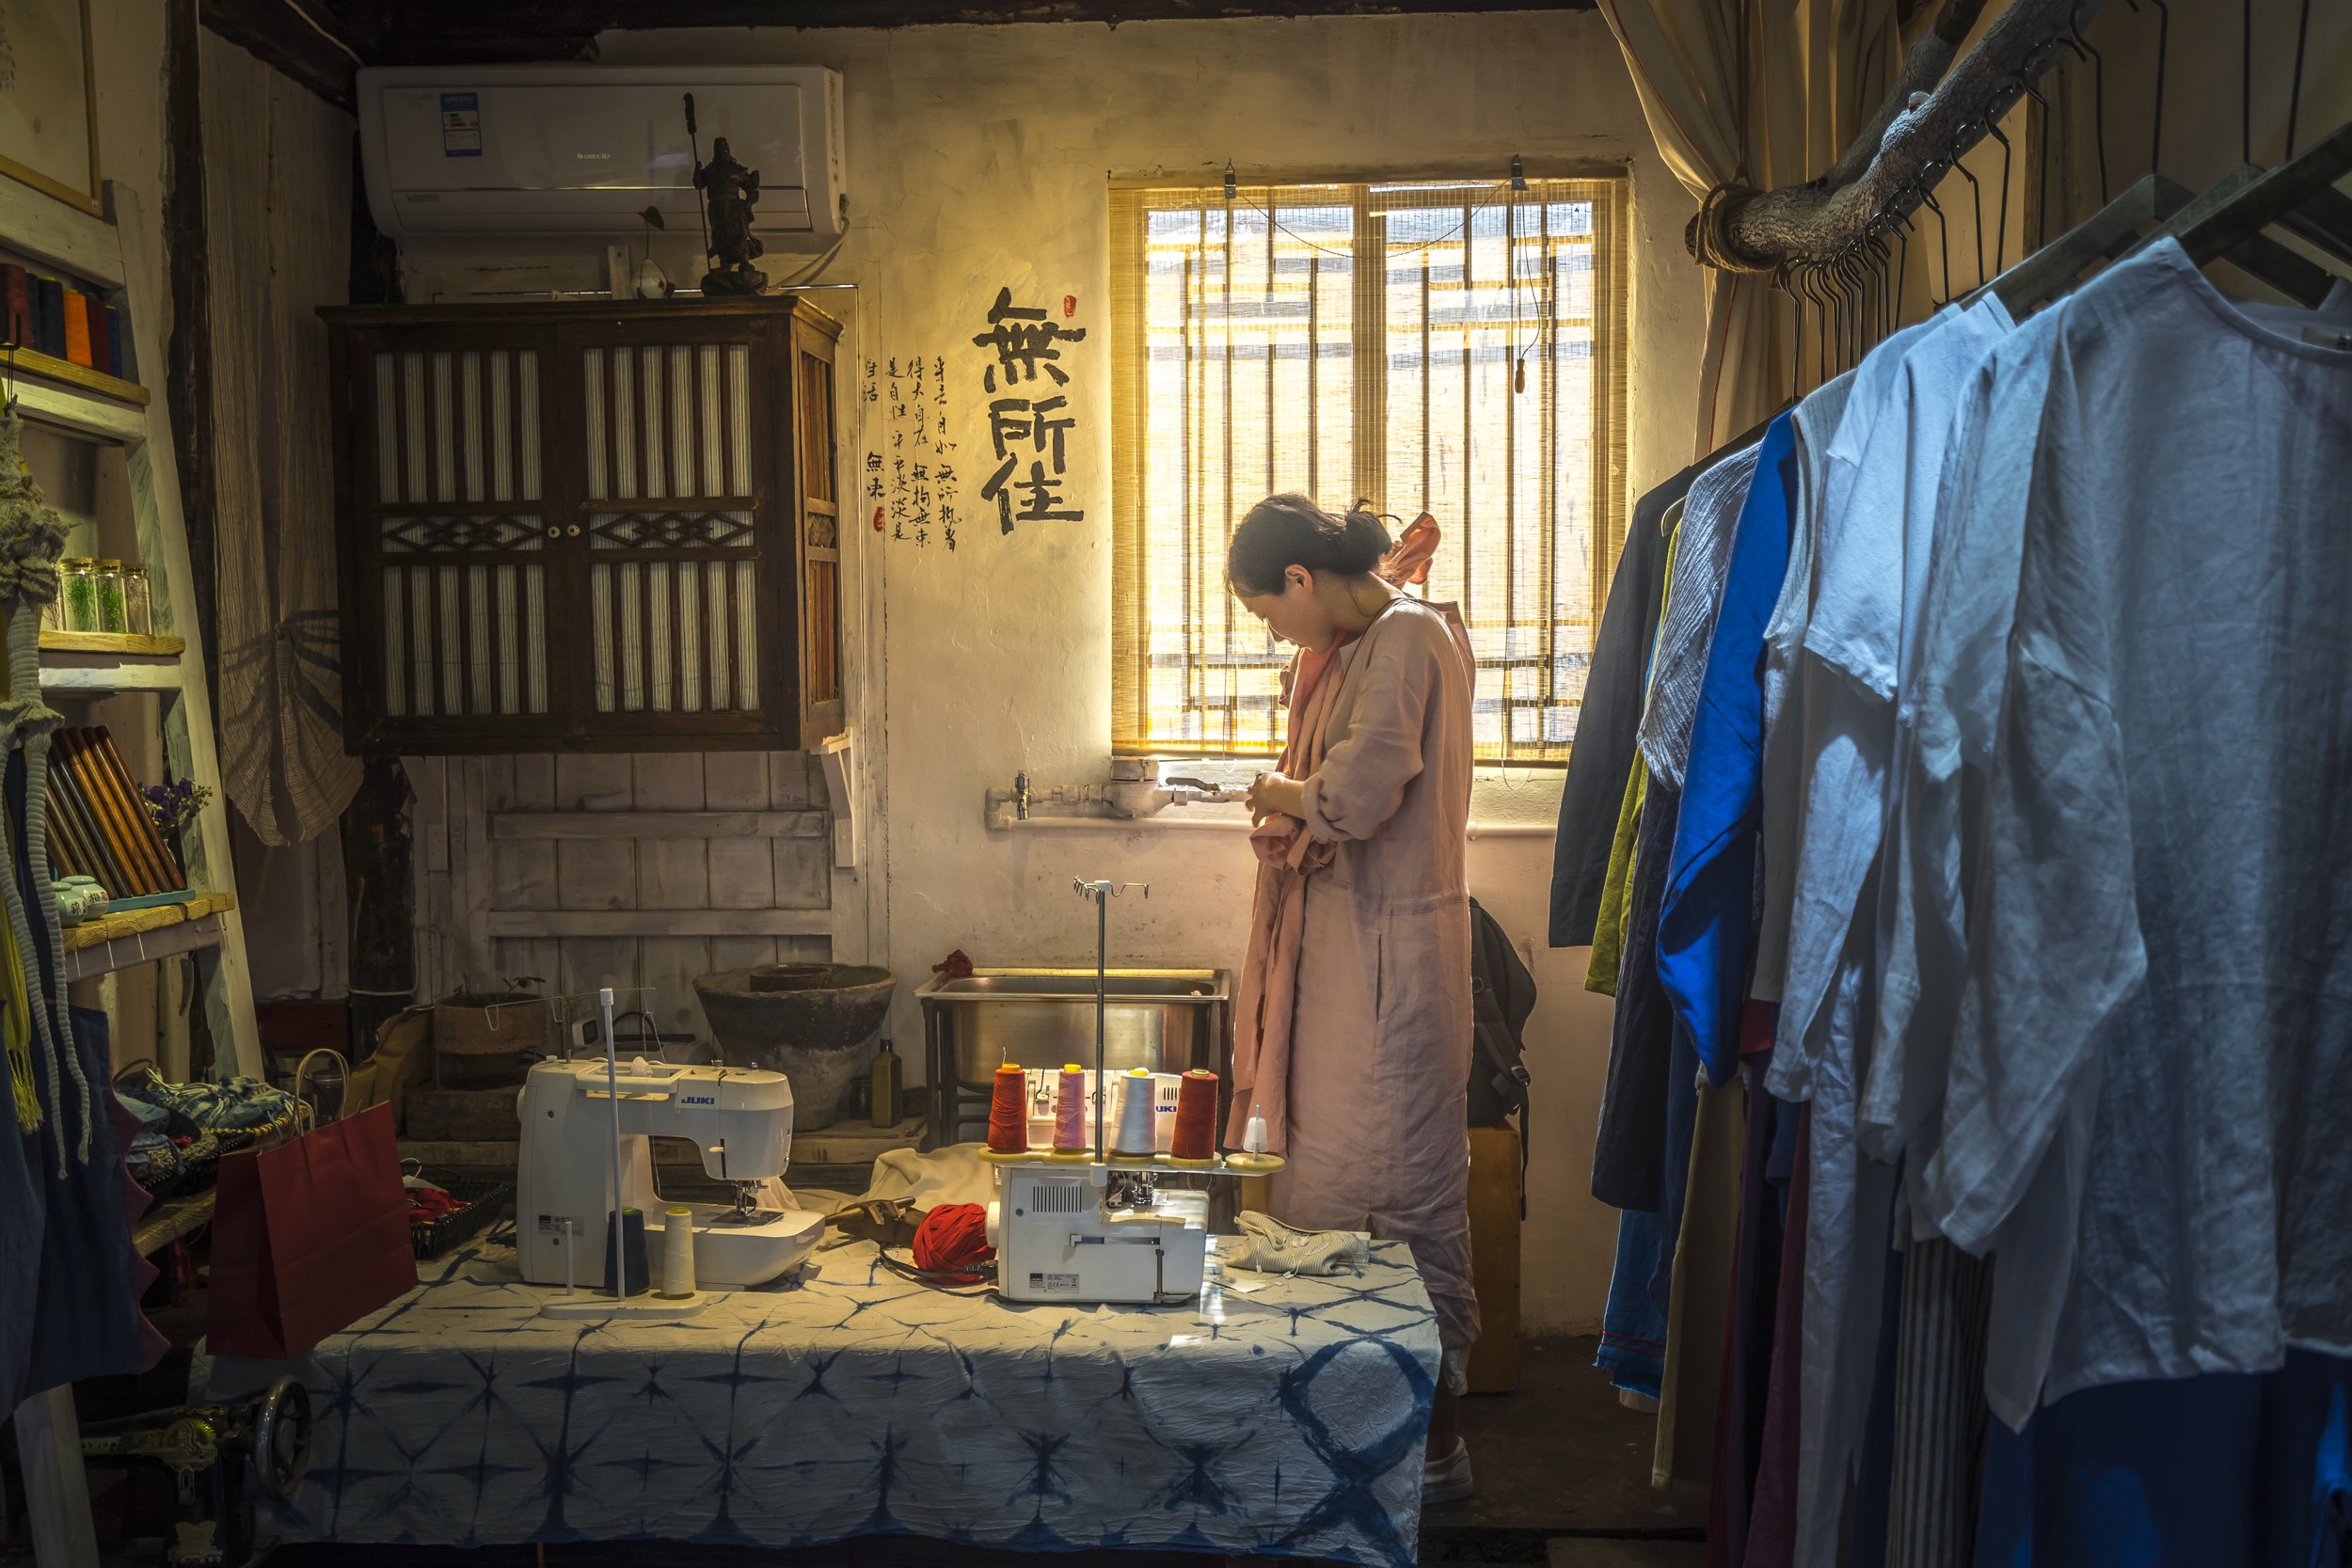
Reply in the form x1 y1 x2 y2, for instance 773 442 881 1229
1248 771 1309 823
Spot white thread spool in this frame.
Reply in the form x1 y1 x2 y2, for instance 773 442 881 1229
1113 1069 1156 1156
1244 1104 1270 1156
660 1206 696 1299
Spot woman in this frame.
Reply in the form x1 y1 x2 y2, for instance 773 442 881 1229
1226 494 1479 1502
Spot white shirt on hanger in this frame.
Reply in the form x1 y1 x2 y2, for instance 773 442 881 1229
1770 299 2014 1568
1926 237 2352 1413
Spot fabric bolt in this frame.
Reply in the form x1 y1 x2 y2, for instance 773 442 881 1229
1590 781 1686 1212
1657 413 1797 1085
1638 446 1760 791
1597 1207 1671 1400
1709 1044 1792 1568
1753 369 1858 1004
1887 1238 1993 1568
1931 240 2352 1410
1269 597 1480 1361
1655 1067 1746 1489
1745 1105 1813 1568
1552 464 1694 946
1971 1348 2352 1568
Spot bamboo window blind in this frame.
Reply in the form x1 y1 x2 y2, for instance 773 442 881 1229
1110 176 1629 764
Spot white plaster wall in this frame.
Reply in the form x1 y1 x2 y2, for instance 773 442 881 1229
393 11 1710 1334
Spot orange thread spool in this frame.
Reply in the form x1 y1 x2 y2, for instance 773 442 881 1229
985 1063 1029 1152
1171 1069 1218 1160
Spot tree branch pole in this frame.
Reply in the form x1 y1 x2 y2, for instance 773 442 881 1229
1690 0 2108 271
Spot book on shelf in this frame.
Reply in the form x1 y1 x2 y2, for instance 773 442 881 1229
43 728 186 898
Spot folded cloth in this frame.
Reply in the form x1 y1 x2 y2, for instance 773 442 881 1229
112 1069 294 1132
1222 1211 1372 1276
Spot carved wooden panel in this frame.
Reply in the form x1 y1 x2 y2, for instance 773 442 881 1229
326 298 845 754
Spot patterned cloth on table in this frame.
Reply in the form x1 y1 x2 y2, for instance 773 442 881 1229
194 1237 1443 1566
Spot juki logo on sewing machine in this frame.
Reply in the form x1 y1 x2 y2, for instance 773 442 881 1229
677 1090 720 1109
1029 1273 1080 1292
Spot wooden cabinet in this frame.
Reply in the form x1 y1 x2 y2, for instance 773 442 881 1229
321 297 845 753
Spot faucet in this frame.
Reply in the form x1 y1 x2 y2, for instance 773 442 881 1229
1013 770 1031 821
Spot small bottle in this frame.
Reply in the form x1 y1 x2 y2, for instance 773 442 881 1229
92 559 127 633
58 559 97 632
122 564 152 636
868 1038 902 1128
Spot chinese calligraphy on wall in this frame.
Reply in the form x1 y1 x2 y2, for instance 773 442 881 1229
856 285 1090 549
975 287 1088 535
861 353 961 550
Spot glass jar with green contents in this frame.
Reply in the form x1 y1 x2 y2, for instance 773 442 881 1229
59 560 98 633
93 560 127 634
122 565 153 636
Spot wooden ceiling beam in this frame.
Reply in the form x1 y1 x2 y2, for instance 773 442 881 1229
369 0 1588 63
199 0 369 106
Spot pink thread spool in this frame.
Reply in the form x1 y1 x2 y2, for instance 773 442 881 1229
1053 1065 1088 1151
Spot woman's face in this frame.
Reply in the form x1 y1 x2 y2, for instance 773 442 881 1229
1232 565 1339 652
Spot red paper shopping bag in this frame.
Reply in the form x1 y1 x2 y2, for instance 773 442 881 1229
205 1102 418 1359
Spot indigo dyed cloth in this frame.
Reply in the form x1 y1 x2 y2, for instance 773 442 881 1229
195 1237 1442 1564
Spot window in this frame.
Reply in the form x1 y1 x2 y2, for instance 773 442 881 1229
1110 176 1629 764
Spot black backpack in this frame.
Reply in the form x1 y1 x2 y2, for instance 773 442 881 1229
1468 896 1536 1209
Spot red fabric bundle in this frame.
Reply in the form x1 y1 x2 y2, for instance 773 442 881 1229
912 1203 993 1283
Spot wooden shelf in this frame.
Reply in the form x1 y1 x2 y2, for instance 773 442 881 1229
39 630 184 657
60 893 236 981
131 1190 215 1256
7 345 150 407
399 1114 927 1176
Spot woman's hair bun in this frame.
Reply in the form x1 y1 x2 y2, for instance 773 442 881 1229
1228 493 1391 595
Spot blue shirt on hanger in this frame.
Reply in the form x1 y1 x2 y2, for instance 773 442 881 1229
1657 411 1798 1086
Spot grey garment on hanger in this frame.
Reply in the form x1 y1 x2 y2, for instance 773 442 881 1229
1637 444 1759 792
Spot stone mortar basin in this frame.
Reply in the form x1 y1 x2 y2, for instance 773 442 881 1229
692 964 898 1131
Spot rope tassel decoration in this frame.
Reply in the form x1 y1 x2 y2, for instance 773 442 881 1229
0 403 85 1165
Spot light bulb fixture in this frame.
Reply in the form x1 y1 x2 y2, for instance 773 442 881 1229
1224 161 1237 200
1509 154 1527 193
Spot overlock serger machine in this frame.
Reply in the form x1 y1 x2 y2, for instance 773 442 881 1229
516 1055 822 1290
980 879 1281 1307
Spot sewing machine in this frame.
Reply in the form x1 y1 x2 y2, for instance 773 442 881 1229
987 1163 1212 1306
516 1057 823 1290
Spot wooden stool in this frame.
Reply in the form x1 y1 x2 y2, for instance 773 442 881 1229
1466 1122 1523 1393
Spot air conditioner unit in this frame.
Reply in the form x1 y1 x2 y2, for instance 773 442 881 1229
355 65 846 248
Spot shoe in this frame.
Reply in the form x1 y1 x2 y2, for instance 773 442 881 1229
1422 1437 1474 1505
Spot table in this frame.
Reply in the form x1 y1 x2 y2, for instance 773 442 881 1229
193 1237 1439 1566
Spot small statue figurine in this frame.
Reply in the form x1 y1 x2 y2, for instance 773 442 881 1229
695 137 768 296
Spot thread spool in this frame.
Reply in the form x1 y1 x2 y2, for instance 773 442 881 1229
660 1206 696 1299
1054 1065 1088 1151
601 1207 648 1297
1171 1069 1218 1161
986 1063 1029 1153
1113 1069 1157 1157
1244 1104 1270 1157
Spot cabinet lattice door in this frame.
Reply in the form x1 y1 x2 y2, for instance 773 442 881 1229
326 299 844 753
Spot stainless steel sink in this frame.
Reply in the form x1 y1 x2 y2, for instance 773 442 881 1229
916 967 1232 1146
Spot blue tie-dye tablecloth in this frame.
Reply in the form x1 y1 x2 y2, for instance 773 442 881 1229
193 1236 1438 1565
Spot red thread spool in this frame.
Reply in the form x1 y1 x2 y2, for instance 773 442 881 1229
1171 1069 1218 1160
985 1063 1029 1152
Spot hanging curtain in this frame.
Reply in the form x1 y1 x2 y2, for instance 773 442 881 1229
1597 0 1905 454
202 32 363 846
